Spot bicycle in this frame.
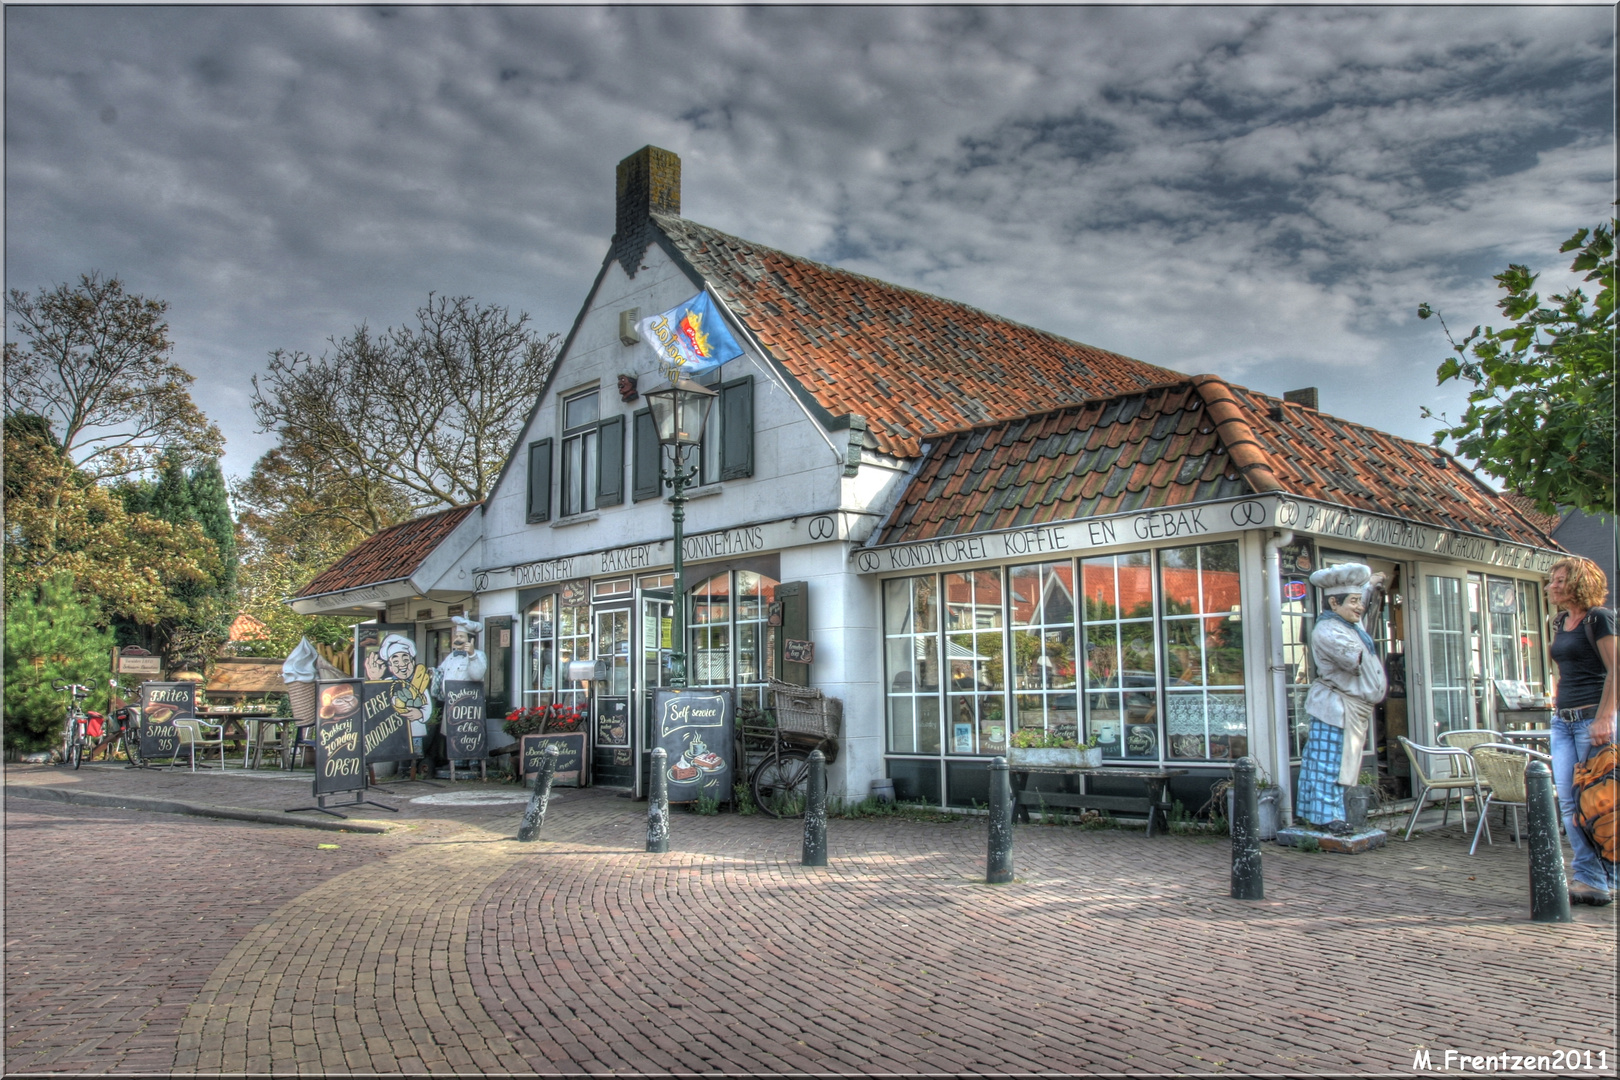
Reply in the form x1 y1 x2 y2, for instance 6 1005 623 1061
52 682 94 770
742 681 841 818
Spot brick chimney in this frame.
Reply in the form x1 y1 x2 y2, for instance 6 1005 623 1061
613 146 680 277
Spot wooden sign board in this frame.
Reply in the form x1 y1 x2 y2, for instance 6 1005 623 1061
443 681 487 760
313 713 366 797
139 682 195 759
783 639 815 665
521 732 586 787
359 682 414 763
653 689 733 803
115 648 162 675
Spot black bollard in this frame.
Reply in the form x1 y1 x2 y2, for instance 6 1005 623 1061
1230 756 1264 900
517 743 560 842
987 756 1013 884
647 747 670 854
1524 759 1572 923
802 749 828 867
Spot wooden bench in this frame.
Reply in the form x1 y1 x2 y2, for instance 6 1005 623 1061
1010 766 1189 837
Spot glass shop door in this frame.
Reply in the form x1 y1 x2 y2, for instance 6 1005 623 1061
591 605 632 788
635 590 674 799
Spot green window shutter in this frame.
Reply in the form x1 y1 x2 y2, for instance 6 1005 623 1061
719 375 754 481
596 415 625 507
526 438 552 523
632 408 663 502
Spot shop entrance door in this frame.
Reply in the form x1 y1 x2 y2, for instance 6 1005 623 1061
592 605 632 787
635 590 674 799
1416 564 1473 742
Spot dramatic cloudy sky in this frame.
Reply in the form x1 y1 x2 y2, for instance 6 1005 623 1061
5 5 1614 484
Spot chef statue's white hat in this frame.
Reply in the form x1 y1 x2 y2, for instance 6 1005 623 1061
1310 563 1372 597
449 614 480 636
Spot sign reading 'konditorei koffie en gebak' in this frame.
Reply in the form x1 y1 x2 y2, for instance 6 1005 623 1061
654 689 733 803
521 732 585 787
443 681 486 760
359 681 414 763
139 682 195 759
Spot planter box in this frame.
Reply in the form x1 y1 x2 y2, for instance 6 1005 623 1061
1008 746 1102 769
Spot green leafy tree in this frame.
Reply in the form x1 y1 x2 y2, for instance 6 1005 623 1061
4 420 217 628
3 576 116 751
1419 221 1615 515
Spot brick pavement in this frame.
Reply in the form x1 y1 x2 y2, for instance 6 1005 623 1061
5 764 1616 1075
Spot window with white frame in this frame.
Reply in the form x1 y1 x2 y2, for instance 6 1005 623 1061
560 390 600 517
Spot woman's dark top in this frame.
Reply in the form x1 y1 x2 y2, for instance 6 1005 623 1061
1551 607 1615 710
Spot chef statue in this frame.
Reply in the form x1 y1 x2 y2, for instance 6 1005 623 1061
431 615 488 696
1295 563 1388 834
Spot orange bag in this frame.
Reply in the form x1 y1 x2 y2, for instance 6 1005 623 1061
1573 742 1618 869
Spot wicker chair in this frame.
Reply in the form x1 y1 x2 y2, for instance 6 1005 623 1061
1439 728 1504 755
1466 742 1553 856
1397 736 1490 842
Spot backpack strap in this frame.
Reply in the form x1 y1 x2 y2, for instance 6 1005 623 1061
1585 606 1613 656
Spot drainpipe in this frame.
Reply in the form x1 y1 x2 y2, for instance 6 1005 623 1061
1265 530 1296 827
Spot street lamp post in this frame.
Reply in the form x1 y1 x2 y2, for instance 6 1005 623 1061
642 376 718 691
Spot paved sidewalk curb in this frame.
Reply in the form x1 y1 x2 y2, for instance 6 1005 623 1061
5 784 395 834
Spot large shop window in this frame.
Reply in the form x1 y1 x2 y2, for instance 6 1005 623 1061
522 591 591 712
1463 573 1547 729
686 569 777 710
882 541 1245 777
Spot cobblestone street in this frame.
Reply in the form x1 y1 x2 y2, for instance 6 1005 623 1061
5 763 1615 1075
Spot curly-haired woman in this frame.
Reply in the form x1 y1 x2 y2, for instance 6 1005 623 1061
1546 556 1615 906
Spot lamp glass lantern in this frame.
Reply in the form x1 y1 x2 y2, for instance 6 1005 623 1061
643 377 717 447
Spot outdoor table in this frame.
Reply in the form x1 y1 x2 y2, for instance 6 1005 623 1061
1500 729 1552 752
1009 766 1189 836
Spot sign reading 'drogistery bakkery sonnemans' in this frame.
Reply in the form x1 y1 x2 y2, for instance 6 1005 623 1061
852 496 1559 576
487 513 858 590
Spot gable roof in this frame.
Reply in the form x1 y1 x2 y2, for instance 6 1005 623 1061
651 214 1180 458
295 503 481 599
876 374 1560 551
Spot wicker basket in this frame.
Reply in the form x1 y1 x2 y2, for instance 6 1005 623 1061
769 679 842 741
286 680 318 722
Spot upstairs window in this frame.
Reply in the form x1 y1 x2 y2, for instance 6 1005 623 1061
561 390 599 517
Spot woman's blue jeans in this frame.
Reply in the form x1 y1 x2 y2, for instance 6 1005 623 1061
1550 713 1615 891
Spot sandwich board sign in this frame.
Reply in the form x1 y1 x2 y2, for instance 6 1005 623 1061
138 682 194 761
652 689 733 804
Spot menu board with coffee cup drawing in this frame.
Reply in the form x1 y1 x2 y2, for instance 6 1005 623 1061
443 681 487 760
521 732 585 787
139 682 195 759
313 711 366 797
653 689 733 803
359 681 414 763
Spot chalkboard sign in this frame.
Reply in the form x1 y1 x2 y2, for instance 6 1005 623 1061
359 681 414 763
443 681 487 760
653 689 733 802
313 714 366 796
596 698 629 747
139 682 195 760
522 732 586 787
784 639 815 664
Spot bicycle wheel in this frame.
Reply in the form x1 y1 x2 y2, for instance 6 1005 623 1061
752 749 812 818
69 721 85 770
121 728 145 767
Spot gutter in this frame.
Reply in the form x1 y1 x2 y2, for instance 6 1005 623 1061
1264 529 1296 827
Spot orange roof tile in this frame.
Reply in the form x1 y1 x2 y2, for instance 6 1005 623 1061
875 376 1561 550
296 503 480 598
653 214 1180 458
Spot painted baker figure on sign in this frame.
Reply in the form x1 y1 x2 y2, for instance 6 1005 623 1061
1296 563 1388 835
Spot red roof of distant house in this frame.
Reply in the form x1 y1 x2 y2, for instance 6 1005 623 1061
295 503 481 598
877 375 1560 550
227 613 270 642
654 214 1180 458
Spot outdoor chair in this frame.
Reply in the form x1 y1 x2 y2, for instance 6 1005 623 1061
1466 742 1553 856
172 717 228 772
1438 729 1503 755
1397 736 1490 842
